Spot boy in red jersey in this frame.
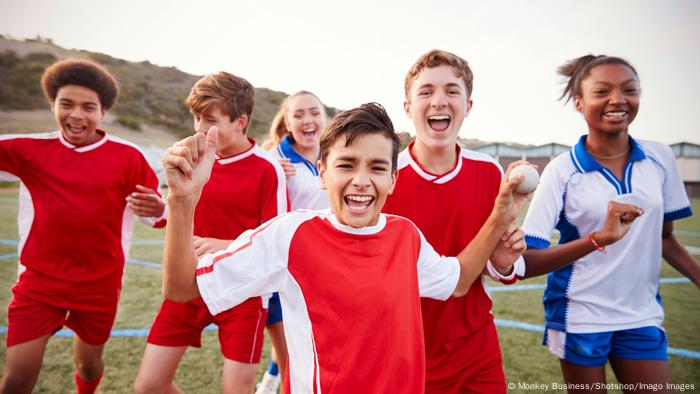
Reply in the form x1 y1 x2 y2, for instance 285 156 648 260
134 72 287 394
0 59 166 394
383 49 527 393
160 102 528 393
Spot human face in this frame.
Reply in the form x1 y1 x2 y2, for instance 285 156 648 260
53 85 104 146
193 106 248 157
319 133 397 228
285 94 326 152
404 65 472 151
575 64 640 135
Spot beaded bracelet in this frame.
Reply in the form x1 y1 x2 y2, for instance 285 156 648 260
588 232 606 254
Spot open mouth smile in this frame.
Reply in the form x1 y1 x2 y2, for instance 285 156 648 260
344 194 374 212
603 110 628 122
66 123 87 135
428 115 451 132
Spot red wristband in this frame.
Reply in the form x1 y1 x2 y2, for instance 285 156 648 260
588 232 606 254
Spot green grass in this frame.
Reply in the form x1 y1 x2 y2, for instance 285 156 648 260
0 194 699 392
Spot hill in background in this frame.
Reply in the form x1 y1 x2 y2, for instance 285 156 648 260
0 35 337 144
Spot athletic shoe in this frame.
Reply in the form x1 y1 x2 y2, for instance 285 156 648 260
255 372 280 394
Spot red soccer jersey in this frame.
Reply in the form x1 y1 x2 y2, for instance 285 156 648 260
382 144 503 373
194 139 287 239
195 210 461 393
0 131 165 292
185 140 286 312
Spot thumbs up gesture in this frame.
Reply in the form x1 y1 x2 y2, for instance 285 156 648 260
163 126 219 199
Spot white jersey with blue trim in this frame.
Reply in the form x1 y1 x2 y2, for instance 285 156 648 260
522 135 692 334
273 135 329 210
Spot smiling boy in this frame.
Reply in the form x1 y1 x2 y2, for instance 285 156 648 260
160 102 528 392
134 72 287 394
0 59 166 394
383 49 527 393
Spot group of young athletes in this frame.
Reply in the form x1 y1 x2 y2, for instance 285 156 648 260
0 48 698 394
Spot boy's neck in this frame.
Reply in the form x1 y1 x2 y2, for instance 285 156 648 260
411 139 458 175
218 135 253 158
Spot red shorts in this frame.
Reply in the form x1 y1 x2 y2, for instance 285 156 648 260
6 280 120 347
147 296 267 363
425 320 506 394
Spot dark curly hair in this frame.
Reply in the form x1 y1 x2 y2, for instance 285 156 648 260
41 59 119 110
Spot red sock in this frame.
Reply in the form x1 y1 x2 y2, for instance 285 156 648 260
75 370 103 394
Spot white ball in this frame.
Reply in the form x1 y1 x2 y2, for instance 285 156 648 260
509 164 539 194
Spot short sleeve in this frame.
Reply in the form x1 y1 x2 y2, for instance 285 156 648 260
657 144 692 222
416 229 460 300
523 160 566 250
132 151 168 227
196 213 301 315
259 160 289 221
0 135 28 178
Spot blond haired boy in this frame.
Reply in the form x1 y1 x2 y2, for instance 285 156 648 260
134 72 287 394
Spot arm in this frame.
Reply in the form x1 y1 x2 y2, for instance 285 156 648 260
523 201 644 278
451 161 530 297
161 127 218 302
662 221 700 291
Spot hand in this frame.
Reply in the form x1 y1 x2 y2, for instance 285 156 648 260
126 185 165 218
490 220 527 274
596 201 644 246
278 158 296 178
193 236 231 258
163 127 218 199
491 161 535 227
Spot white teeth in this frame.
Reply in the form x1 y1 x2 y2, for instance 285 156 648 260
303 128 315 133
347 195 372 202
67 124 85 132
428 115 450 121
605 111 626 116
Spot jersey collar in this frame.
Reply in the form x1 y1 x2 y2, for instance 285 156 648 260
58 129 108 152
570 135 646 173
405 142 462 184
324 209 387 235
277 135 319 175
217 137 258 165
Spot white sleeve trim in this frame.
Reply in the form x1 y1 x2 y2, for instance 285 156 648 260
137 199 168 227
486 256 525 281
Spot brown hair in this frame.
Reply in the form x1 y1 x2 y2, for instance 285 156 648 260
319 103 400 171
41 59 119 110
262 90 325 150
558 54 639 103
404 49 474 99
185 72 255 131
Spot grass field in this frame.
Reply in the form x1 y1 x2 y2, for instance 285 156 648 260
0 192 698 393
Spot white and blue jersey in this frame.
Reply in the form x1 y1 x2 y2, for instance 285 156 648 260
274 135 329 210
523 135 692 334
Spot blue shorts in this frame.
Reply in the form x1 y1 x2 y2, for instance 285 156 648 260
266 292 283 325
544 326 668 367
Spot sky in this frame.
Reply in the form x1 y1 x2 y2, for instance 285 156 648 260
1 0 699 146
